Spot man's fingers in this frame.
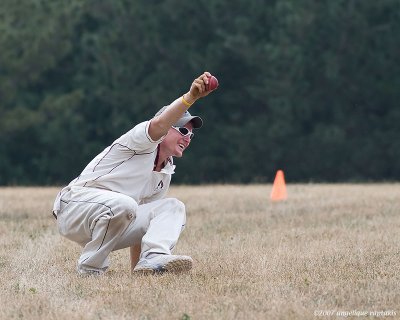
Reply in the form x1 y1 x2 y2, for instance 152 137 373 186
199 74 209 86
196 79 206 92
189 72 213 99
193 79 205 94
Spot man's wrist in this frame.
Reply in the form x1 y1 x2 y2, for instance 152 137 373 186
183 92 196 105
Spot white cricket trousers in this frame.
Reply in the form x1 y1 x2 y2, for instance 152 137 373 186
56 186 186 273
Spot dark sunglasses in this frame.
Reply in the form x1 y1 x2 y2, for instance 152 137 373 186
172 126 194 139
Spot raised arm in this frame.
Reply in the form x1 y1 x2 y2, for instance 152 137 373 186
148 72 215 141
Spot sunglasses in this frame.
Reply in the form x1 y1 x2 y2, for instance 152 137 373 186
172 126 194 139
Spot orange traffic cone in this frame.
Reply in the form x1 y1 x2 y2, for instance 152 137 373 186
271 170 287 201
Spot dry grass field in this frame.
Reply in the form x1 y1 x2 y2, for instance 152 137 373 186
0 184 399 320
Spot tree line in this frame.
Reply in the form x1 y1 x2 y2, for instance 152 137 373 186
0 0 399 185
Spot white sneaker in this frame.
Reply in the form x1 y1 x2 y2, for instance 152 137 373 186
77 265 105 277
133 254 193 275
77 269 104 277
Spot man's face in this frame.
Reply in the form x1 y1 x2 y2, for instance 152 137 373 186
161 122 194 158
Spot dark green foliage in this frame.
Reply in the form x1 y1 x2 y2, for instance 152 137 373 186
0 0 399 184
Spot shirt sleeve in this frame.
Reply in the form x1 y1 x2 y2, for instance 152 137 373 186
115 120 164 152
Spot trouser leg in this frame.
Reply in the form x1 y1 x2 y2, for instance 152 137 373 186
114 198 186 259
57 186 137 273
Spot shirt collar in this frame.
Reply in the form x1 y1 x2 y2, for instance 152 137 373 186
160 157 175 174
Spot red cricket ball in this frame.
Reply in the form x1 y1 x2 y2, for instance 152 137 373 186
206 75 219 91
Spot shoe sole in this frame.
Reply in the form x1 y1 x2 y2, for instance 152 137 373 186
78 271 103 277
133 258 193 275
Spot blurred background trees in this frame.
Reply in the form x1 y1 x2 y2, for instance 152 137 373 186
0 0 399 185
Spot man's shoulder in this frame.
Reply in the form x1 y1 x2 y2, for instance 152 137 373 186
115 120 160 151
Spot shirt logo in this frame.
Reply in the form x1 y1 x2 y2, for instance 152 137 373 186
156 180 164 190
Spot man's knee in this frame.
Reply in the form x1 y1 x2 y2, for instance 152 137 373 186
164 198 186 228
165 198 185 214
113 196 138 221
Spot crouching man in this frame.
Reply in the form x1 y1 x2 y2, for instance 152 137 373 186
52 72 217 276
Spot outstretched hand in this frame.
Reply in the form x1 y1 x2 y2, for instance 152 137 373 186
150 71 217 141
186 72 216 103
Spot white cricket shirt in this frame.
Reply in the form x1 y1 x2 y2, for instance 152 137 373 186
53 121 175 213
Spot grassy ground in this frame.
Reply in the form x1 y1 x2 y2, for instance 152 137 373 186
0 184 399 319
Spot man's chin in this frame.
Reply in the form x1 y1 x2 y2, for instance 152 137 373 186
174 150 184 158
